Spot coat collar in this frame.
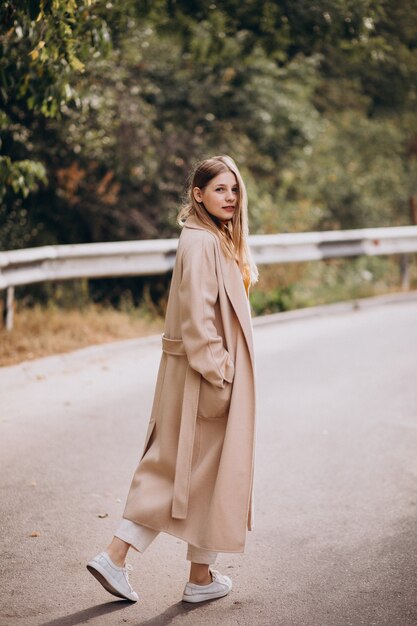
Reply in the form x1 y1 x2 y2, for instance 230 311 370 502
184 215 255 368
183 214 208 231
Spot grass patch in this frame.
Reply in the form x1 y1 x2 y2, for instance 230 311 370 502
0 303 164 367
250 255 417 315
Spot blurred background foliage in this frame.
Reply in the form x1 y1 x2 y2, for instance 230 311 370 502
1 0 417 315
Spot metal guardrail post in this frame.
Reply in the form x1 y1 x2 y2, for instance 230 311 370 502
3 286 14 332
400 255 410 290
401 196 417 290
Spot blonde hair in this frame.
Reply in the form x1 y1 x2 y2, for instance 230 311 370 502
177 155 258 286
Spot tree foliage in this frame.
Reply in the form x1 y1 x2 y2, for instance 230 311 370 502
0 0 416 255
0 0 110 246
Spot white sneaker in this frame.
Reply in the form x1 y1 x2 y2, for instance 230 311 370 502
182 569 232 603
86 551 139 602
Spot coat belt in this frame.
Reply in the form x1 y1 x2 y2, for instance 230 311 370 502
161 335 187 355
161 335 200 520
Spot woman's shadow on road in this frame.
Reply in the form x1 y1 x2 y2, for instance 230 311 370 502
39 599 205 626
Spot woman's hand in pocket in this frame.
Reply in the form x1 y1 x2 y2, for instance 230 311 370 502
197 377 233 419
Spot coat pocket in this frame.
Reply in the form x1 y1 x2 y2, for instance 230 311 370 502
197 377 232 419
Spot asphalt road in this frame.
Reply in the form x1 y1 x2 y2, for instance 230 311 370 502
1 295 417 626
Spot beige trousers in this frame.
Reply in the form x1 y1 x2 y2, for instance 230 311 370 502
114 519 218 565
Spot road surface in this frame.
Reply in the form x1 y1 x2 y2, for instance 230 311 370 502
1 294 417 625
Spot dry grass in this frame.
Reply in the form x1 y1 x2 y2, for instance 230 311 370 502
0 304 164 367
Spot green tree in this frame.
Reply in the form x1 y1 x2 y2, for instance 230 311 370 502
1 0 417 254
0 0 110 247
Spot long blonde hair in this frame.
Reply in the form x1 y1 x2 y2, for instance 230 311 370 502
177 155 258 286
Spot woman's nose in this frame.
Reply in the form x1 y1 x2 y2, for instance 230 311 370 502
226 189 235 201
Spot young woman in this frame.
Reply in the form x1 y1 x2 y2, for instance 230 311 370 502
87 154 258 604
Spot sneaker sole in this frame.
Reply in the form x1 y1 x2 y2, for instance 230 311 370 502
86 562 138 602
182 586 232 603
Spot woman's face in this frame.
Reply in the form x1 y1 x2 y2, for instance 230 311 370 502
193 171 238 222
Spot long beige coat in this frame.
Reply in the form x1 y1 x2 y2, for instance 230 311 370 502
123 214 256 552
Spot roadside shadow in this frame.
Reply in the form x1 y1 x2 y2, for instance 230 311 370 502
38 600 132 626
135 600 213 626
39 598 218 626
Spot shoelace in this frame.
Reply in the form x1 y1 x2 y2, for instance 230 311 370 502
123 563 134 590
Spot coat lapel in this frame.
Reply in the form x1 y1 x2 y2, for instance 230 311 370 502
218 251 255 368
183 216 255 370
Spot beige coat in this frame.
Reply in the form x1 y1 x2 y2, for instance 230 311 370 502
123 214 256 552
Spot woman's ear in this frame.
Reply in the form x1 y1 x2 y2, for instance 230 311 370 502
192 186 203 203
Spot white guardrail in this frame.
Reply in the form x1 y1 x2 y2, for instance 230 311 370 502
1 225 417 330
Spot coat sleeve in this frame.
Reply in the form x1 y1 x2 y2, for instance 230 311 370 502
179 234 234 388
